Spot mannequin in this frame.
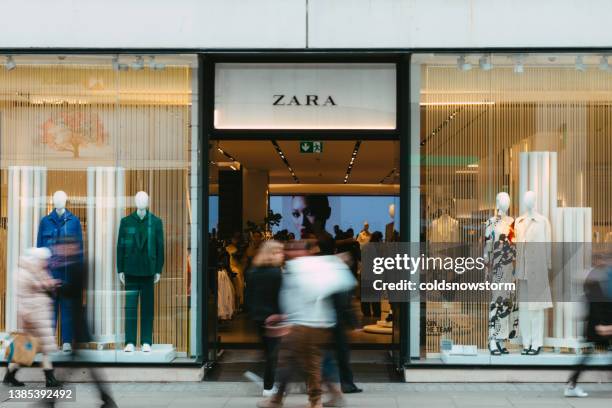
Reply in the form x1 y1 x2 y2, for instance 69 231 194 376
117 191 164 353
484 192 516 355
385 204 399 242
357 221 371 247
515 191 552 356
37 190 83 353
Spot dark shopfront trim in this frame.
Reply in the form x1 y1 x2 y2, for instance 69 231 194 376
3 48 607 371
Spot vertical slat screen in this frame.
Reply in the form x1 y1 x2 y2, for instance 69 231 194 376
0 58 193 354
420 59 612 355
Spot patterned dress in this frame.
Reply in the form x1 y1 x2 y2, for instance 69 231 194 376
485 215 517 341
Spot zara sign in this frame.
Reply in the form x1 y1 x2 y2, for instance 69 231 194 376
214 63 396 130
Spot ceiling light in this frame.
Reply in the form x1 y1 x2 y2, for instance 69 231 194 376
467 163 479 168
599 56 609 72
131 56 144 70
513 55 524 74
457 55 472 72
5 56 16 71
479 56 492 71
575 56 586 72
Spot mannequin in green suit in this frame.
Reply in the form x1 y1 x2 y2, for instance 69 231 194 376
117 191 164 353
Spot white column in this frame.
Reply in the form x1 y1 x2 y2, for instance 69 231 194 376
5 166 47 331
86 166 125 344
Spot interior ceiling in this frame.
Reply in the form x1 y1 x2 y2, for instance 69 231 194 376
210 140 399 185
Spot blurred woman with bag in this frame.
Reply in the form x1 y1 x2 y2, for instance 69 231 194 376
3 247 62 387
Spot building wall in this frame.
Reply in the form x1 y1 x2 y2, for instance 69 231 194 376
2 0 612 49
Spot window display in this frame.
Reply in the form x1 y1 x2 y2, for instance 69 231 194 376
412 53 611 365
0 55 199 364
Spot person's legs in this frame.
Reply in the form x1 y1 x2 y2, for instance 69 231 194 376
530 309 544 350
140 276 155 345
257 325 279 391
60 295 73 344
302 328 324 407
124 277 140 345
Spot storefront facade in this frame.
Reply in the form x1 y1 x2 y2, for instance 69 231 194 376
1 0 611 381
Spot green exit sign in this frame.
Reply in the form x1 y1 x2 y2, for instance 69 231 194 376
300 141 323 153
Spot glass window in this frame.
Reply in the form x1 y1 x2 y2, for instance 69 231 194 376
0 54 200 363
410 53 612 365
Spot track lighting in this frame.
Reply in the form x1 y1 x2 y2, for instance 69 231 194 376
479 56 492 71
5 56 16 71
457 55 472 72
271 140 299 183
599 56 609 72
575 56 586 72
343 141 362 184
131 56 144 70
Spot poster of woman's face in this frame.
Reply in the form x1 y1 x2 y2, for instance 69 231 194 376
290 195 331 238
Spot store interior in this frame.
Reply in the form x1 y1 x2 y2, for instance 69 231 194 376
207 140 400 348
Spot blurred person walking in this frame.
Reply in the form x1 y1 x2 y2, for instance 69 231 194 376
54 237 117 407
3 248 62 388
246 240 285 397
257 237 356 408
564 255 612 398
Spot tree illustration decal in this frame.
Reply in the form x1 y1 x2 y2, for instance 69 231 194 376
42 111 108 158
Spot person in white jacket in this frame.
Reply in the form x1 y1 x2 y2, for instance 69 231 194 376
257 237 356 408
3 247 62 387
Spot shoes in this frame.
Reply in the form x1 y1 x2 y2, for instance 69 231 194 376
341 383 362 394
44 369 62 388
496 341 509 354
3 369 25 387
564 385 588 398
526 347 542 356
521 348 530 355
256 398 283 408
262 385 278 397
142 343 152 353
488 340 501 356
124 343 135 353
62 343 72 353
323 396 347 407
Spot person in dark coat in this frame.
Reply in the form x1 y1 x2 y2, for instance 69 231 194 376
245 240 285 396
565 258 612 398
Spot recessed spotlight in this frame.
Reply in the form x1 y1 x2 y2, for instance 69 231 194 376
5 56 16 71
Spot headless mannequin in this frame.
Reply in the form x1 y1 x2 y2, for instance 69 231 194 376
53 190 67 217
516 190 552 355
120 191 160 353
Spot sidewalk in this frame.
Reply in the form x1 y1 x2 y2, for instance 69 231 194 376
2 382 612 408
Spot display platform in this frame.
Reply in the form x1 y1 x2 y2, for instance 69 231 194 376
33 344 177 363
440 350 612 366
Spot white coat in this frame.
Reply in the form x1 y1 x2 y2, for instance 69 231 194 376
514 212 553 310
17 250 58 354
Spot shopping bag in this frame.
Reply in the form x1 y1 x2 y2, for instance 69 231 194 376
4 332 38 366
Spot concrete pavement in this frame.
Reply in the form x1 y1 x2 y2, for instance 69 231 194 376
1 382 612 407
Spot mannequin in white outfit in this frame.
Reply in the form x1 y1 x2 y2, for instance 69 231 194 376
515 191 552 356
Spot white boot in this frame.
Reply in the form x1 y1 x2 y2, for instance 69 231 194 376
124 343 135 353
62 343 72 353
142 343 152 353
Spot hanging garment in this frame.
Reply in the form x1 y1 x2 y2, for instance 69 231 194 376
484 215 516 341
217 269 235 320
37 209 84 344
429 214 460 242
515 212 553 310
117 211 165 277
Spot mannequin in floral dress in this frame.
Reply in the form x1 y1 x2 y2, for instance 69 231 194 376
484 192 517 355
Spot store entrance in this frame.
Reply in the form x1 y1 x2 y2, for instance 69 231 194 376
206 139 401 378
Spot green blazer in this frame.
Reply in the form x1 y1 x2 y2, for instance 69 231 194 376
117 211 165 277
